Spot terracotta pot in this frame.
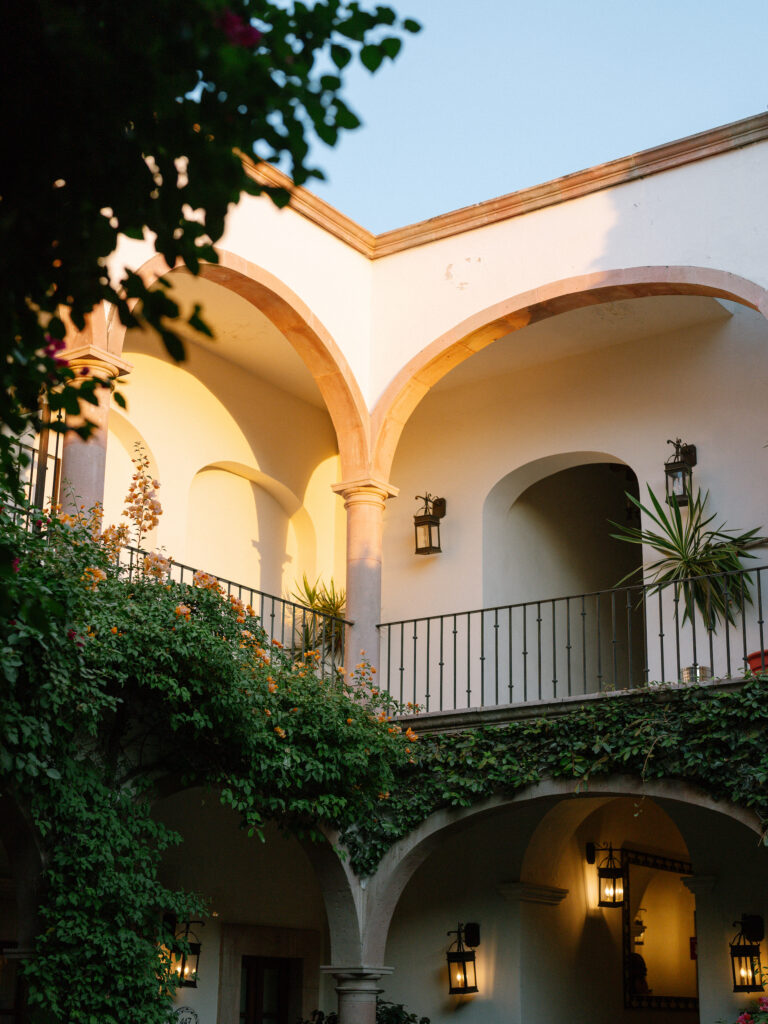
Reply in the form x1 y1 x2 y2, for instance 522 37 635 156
746 650 768 674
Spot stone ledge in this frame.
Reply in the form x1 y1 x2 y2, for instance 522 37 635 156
403 676 751 734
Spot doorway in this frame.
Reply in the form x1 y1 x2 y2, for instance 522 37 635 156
239 956 303 1024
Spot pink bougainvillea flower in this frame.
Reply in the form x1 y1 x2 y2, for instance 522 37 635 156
216 10 261 47
11 557 19 573
43 334 68 366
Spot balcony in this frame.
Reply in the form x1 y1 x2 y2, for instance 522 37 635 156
377 566 767 724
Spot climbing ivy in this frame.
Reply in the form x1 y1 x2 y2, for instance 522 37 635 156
0 500 414 1023
2 482 768 1020
342 678 768 876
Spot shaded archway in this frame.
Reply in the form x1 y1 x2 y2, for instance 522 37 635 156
360 775 761 966
108 251 371 481
371 266 768 480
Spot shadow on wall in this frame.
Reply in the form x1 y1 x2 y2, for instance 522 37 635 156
185 466 291 595
481 456 643 696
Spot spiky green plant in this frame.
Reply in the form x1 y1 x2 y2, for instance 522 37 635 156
291 574 347 665
610 486 766 632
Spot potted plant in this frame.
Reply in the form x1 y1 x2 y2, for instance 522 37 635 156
611 486 766 679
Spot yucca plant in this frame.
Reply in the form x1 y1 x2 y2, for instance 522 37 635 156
610 486 766 632
291 574 347 665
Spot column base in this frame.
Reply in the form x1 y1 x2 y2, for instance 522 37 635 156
320 965 394 1024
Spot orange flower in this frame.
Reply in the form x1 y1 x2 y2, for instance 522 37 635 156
377 791 389 800
81 566 107 590
110 626 118 634
268 681 278 694
405 727 419 742
274 726 286 739
346 718 354 725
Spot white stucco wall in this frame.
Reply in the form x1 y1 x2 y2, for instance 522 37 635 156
381 300 768 627
107 134 768 413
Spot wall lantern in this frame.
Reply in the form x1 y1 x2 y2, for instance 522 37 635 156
586 842 625 908
664 438 697 507
446 922 480 994
164 915 204 988
414 493 446 555
730 915 764 993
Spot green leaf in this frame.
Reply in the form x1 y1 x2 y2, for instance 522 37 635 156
381 36 402 60
330 44 352 69
360 45 384 72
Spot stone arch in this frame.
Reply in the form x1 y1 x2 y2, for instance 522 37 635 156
371 266 768 480
482 450 640 606
359 775 761 964
150 780 367 972
108 251 371 480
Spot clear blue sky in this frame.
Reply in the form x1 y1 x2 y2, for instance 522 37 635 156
307 0 768 232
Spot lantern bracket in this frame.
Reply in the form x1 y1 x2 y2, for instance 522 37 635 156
736 915 765 944
415 493 446 518
666 438 697 469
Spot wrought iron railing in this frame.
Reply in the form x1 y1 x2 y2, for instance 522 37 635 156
6 436 347 678
6 436 61 525
377 566 768 713
120 546 349 676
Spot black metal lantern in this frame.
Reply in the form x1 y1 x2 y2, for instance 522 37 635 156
730 915 764 993
414 493 446 555
586 842 625 908
164 916 203 988
664 438 697 507
446 922 480 994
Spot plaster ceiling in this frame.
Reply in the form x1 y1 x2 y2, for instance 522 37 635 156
432 295 734 393
124 269 325 408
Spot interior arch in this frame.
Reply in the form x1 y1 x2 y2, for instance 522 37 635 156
109 250 371 480
372 266 768 480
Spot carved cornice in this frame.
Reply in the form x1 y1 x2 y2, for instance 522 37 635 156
500 881 569 905
243 160 375 258
243 112 768 260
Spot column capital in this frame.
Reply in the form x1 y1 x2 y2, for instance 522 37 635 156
64 343 132 380
331 477 399 506
323 965 394 1024
681 875 717 895
500 881 569 905
321 965 394 989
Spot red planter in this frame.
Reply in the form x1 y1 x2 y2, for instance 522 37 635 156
746 650 768 674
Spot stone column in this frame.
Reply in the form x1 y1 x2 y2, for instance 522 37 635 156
59 344 131 514
331 478 398 672
321 965 393 1024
